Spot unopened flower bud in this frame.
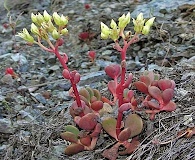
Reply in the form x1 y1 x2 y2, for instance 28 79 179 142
60 15 68 26
118 12 130 29
53 12 61 26
31 13 37 24
110 19 117 29
43 10 51 22
145 17 155 27
31 23 40 36
100 22 110 39
52 29 60 39
142 25 150 35
17 28 34 43
61 28 68 35
36 13 45 25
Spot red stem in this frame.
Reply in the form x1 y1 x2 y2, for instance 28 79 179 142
115 34 139 138
54 46 82 108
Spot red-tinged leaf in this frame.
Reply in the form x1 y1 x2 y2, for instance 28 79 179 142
62 69 70 79
80 135 91 146
80 95 90 107
147 101 160 109
79 32 89 40
64 143 84 155
124 114 143 138
62 53 68 63
148 86 162 102
102 142 121 160
105 64 121 79
102 117 117 139
118 127 131 142
79 88 90 101
123 73 133 88
101 96 114 105
90 96 97 103
78 113 98 130
90 123 102 137
61 131 78 143
127 90 134 100
151 80 158 87
140 75 151 86
73 72 80 84
145 109 160 120
88 51 96 62
108 80 117 99
134 81 148 94
119 137 140 155
93 89 101 101
162 88 174 104
91 101 103 111
161 101 176 112
118 103 131 113
158 79 173 91
170 80 175 89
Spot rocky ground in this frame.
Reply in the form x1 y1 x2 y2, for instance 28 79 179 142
0 0 194 160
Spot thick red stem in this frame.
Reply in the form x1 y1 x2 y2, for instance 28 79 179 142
115 34 139 138
54 46 82 108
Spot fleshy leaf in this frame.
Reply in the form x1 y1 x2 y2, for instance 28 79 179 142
147 101 160 109
105 64 121 79
119 137 140 155
161 101 176 111
118 127 131 142
93 89 101 101
102 142 121 160
158 79 173 91
148 86 162 102
91 100 103 111
78 113 98 130
65 125 79 137
108 80 117 101
134 81 148 94
118 103 131 113
124 114 143 138
80 135 91 146
64 143 84 155
140 75 151 86
61 131 78 143
90 123 102 137
162 88 174 104
79 88 90 101
102 117 117 139
86 87 94 99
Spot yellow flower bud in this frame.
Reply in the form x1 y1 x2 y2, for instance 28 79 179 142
110 19 117 29
100 22 110 37
31 13 37 24
145 17 155 27
110 28 119 41
60 15 68 26
53 12 61 26
118 12 130 29
133 13 145 33
47 20 56 33
31 23 40 36
43 10 51 22
101 32 109 39
36 13 45 25
61 28 68 35
52 29 60 39
17 28 34 43
142 25 150 35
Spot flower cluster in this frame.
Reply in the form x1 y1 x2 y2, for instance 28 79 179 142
18 11 68 45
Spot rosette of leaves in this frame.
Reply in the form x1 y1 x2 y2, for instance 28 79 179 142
61 124 101 155
134 71 176 120
101 114 143 159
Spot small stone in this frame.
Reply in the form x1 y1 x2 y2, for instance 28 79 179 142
102 50 112 56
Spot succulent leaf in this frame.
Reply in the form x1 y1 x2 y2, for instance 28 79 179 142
134 81 148 94
65 125 79 137
64 143 84 155
61 131 78 143
102 117 117 139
